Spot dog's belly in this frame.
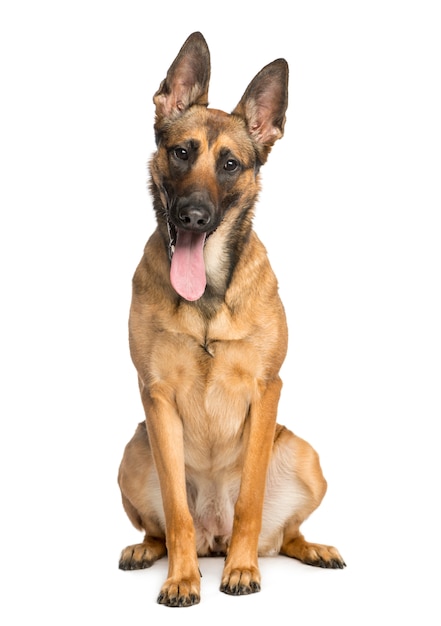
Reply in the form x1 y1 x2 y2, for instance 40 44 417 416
186 471 240 555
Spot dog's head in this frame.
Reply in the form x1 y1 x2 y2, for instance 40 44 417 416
149 32 288 301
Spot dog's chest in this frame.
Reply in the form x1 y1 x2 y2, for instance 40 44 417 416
152 302 265 391
179 334 260 441
154 312 263 469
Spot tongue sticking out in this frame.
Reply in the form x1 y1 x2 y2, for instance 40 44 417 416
170 229 207 301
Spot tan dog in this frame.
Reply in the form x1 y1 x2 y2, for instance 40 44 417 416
118 31 345 607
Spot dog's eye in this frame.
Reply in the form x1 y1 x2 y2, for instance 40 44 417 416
174 147 188 160
224 159 239 172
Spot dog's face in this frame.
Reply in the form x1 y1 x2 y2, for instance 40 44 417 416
151 106 262 301
149 32 288 301
152 105 259 239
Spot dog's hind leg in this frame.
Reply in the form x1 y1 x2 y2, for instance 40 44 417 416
118 495 167 570
118 423 168 570
276 427 346 569
281 526 346 569
119 534 167 570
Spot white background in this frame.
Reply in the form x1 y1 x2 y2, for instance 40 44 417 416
1 1 440 623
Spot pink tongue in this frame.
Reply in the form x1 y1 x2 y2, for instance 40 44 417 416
170 229 207 301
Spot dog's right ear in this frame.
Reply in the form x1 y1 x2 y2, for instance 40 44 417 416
232 58 288 163
153 32 211 125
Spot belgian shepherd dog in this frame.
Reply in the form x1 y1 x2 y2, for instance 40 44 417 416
118 31 345 607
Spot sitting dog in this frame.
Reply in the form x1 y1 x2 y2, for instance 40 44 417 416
118 31 345 607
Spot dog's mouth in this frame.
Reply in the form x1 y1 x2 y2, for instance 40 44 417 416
167 220 210 302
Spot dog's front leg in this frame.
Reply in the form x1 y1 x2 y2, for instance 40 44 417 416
220 377 282 595
141 387 201 607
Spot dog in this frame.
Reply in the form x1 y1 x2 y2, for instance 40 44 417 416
118 31 345 607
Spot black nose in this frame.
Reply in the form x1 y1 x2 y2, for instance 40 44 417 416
174 191 215 232
177 205 211 230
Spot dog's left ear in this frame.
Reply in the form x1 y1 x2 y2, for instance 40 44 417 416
153 32 211 126
232 59 288 162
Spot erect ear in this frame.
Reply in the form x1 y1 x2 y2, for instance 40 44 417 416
153 32 211 125
232 59 288 162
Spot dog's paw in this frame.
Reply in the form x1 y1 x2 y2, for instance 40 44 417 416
302 544 346 569
283 538 346 569
220 567 261 596
157 578 201 607
118 540 165 570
